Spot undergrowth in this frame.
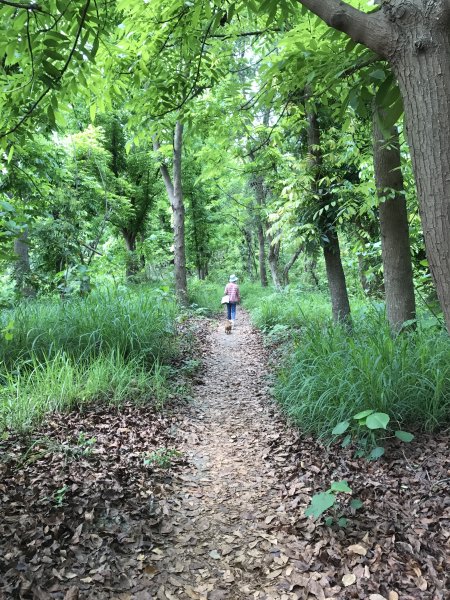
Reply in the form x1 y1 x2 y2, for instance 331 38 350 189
0 286 181 434
244 285 450 437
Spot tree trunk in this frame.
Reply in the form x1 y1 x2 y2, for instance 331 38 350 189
154 121 188 304
373 113 416 331
323 231 352 323
307 258 319 287
393 42 450 330
283 246 302 285
122 230 139 280
307 104 351 322
13 229 35 298
267 234 281 288
297 0 450 329
257 222 268 287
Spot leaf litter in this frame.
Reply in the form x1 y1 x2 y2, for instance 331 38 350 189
1 313 449 599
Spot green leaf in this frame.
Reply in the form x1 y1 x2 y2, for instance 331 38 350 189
353 409 374 420
90 103 96 123
305 492 336 518
329 480 352 494
395 430 415 442
337 517 348 527
324 516 334 526
341 434 352 448
350 498 363 510
366 412 390 430
369 446 385 460
332 420 349 435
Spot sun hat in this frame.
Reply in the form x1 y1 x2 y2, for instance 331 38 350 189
229 274 238 282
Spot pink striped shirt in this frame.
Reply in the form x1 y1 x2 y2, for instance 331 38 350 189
224 282 240 303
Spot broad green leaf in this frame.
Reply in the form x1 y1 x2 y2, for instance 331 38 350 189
353 409 374 420
369 446 385 460
332 420 349 435
337 517 348 527
395 430 414 442
366 412 390 430
329 480 352 494
305 492 336 518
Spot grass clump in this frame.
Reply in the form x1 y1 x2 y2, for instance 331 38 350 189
187 279 224 315
0 286 179 434
0 286 178 369
276 314 450 437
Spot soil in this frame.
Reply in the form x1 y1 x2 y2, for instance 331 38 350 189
0 312 449 600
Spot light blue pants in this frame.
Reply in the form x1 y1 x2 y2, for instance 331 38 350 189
226 303 236 320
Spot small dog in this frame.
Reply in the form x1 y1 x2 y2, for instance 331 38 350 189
225 320 232 334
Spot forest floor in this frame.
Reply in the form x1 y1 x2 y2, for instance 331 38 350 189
1 313 449 600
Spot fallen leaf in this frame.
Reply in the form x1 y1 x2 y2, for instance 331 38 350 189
342 574 356 587
347 543 367 556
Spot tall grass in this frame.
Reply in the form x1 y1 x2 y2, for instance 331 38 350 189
0 286 179 433
188 279 224 314
0 286 178 368
243 285 450 436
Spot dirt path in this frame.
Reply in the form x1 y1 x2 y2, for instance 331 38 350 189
146 313 329 600
1 313 448 599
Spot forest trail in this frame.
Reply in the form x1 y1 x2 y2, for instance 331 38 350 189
147 312 310 600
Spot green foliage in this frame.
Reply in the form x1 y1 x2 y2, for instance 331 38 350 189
332 409 414 459
305 479 353 519
188 279 224 314
0 286 180 433
0 286 177 368
275 312 450 437
143 448 181 469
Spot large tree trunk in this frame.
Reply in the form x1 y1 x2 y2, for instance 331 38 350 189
323 231 352 323
393 41 450 331
373 113 416 331
297 0 450 329
154 121 188 304
13 228 35 298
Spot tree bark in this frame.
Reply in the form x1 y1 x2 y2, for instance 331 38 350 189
296 0 450 328
122 229 139 280
154 121 188 304
307 106 351 323
323 231 352 323
267 233 281 288
13 228 35 298
373 112 416 331
282 246 302 285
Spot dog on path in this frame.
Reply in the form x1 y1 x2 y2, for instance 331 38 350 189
225 320 232 334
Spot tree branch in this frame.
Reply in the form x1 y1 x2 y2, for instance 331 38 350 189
0 0 91 140
0 0 40 9
296 0 392 57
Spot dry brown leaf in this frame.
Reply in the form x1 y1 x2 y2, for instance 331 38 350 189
267 568 283 580
415 575 428 591
342 574 356 587
369 595 387 600
347 543 367 556
63 587 79 600
388 593 399 600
